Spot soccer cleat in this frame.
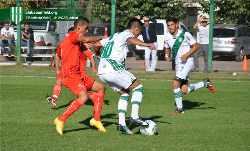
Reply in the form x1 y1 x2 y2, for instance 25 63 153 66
129 117 148 127
175 108 184 114
47 96 57 108
89 118 106 133
204 78 216 93
118 125 133 135
54 117 64 135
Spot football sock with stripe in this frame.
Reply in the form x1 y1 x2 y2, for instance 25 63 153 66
118 93 129 126
174 88 184 109
131 85 143 119
88 92 104 121
59 99 84 122
188 81 205 94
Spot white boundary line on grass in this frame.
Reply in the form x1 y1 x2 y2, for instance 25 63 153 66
0 75 249 82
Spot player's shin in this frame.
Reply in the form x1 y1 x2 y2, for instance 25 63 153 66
118 93 129 126
88 92 104 121
187 81 205 94
131 85 143 119
173 88 184 110
58 99 84 122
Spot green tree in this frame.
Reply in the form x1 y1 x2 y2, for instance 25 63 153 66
198 0 250 24
91 0 186 30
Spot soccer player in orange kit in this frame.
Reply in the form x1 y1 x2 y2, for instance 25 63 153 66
53 17 106 135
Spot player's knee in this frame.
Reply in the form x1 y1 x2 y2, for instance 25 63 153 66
78 92 88 104
94 81 105 93
132 84 144 93
172 80 180 89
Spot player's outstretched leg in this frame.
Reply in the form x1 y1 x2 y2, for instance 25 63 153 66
117 93 132 135
186 78 216 94
54 92 87 135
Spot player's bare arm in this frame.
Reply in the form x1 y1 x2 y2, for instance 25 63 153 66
55 55 61 74
127 38 156 49
78 33 102 43
181 43 199 62
164 47 171 62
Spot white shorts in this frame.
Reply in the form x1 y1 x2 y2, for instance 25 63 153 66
98 70 136 92
175 58 194 80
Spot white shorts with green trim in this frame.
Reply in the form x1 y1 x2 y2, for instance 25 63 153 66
175 58 194 80
98 70 136 92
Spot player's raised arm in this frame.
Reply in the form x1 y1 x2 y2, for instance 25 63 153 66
78 33 102 43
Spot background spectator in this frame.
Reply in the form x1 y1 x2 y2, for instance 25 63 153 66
193 15 209 72
0 23 15 55
21 22 34 63
142 16 158 72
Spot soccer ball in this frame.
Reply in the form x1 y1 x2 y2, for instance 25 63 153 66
139 120 158 136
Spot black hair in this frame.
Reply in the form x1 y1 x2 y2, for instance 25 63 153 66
127 18 143 29
67 26 75 32
23 22 30 25
74 16 89 28
166 17 179 23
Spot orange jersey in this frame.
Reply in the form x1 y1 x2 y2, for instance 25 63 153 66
80 49 94 76
57 32 82 77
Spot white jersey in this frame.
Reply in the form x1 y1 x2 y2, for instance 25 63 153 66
1 27 14 37
164 29 196 64
98 30 134 74
197 25 209 44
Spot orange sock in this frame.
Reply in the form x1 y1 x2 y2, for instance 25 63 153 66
88 92 104 121
59 99 83 122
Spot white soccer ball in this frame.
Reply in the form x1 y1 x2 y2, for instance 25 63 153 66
139 120 158 136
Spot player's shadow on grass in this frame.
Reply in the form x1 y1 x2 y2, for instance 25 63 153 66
64 113 117 134
183 100 216 110
142 115 171 124
79 113 117 127
53 99 110 110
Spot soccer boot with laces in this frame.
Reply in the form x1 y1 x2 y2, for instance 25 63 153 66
118 125 133 135
175 108 185 114
129 117 148 127
89 118 106 132
54 117 64 135
204 78 216 93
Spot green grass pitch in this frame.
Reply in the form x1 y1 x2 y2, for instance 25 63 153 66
0 66 250 151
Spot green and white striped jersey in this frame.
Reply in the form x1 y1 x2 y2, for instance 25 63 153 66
98 30 134 74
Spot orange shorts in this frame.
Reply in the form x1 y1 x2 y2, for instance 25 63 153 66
62 74 95 96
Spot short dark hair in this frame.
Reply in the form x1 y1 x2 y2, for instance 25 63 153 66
166 17 179 23
74 16 89 28
68 26 75 32
127 18 143 29
23 22 30 26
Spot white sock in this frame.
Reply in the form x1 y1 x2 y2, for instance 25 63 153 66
174 88 183 109
188 81 205 93
118 94 129 126
131 85 143 119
